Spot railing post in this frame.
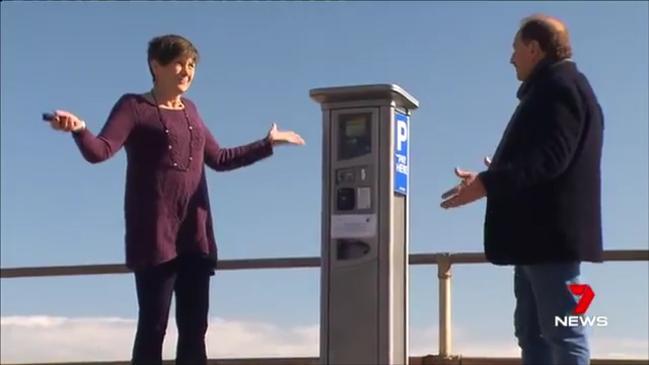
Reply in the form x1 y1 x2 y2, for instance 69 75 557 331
437 253 453 358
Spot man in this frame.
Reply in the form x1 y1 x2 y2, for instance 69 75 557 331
440 14 604 365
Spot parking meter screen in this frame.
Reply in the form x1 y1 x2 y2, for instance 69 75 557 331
339 113 371 160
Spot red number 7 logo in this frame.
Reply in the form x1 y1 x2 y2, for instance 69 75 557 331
568 284 595 315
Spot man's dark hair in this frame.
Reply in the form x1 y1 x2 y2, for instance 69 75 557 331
147 34 199 82
519 15 572 61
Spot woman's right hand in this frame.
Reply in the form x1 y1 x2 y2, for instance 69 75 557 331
50 110 86 132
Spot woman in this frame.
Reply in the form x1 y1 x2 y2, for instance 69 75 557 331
48 34 305 365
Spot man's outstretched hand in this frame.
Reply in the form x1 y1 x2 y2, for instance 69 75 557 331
440 166 487 209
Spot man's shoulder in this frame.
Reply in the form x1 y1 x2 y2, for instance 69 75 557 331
532 63 583 102
545 61 586 90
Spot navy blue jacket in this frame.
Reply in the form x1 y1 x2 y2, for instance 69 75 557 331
478 59 604 265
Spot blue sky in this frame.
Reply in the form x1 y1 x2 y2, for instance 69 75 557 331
1 1 648 361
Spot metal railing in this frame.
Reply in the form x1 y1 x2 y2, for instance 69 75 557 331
1 249 648 365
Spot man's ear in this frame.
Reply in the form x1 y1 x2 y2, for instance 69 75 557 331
530 40 545 58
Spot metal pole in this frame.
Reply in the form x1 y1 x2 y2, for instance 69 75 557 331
437 253 453 358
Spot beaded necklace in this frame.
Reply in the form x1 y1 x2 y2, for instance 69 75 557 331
151 90 194 171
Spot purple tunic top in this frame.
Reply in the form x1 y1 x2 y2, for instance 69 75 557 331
72 94 273 269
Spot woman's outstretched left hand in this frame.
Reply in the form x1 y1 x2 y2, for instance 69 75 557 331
267 123 306 146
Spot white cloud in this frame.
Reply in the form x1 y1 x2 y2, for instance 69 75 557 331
1 316 647 363
589 337 649 359
0 315 319 363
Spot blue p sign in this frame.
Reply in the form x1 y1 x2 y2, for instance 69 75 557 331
397 121 408 152
394 113 409 195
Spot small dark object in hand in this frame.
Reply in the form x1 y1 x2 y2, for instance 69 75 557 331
42 112 56 122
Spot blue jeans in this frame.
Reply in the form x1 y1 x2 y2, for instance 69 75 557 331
514 262 590 365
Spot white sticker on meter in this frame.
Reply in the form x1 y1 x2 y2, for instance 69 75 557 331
331 214 377 238
356 187 371 210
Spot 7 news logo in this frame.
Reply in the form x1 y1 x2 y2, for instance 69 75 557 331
554 284 608 327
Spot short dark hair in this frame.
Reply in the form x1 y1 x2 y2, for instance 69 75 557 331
519 15 572 61
147 34 199 81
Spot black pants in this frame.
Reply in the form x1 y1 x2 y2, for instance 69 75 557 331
131 255 214 365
